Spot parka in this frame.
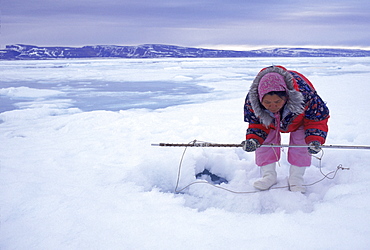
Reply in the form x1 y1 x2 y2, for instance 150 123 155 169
244 65 329 145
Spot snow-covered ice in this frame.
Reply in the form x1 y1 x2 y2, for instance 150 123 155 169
1 57 370 249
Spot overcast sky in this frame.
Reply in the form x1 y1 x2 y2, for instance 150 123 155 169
1 0 370 49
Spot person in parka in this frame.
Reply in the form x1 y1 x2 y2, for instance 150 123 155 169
242 65 329 193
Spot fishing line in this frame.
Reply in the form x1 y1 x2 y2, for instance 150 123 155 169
174 142 349 194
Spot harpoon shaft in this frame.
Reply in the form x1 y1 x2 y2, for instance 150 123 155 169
151 142 370 150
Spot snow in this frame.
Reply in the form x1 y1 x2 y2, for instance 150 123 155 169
1 57 370 249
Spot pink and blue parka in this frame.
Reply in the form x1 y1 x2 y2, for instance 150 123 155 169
244 65 330 145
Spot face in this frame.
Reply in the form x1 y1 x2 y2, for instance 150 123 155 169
261 94 287 113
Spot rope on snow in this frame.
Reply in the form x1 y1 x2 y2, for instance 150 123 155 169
171 140 350 194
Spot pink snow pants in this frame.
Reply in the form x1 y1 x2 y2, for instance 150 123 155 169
255 126 311 167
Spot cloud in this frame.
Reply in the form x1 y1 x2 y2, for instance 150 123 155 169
2 0 370 48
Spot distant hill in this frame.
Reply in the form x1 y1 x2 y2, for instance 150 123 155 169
1 44 370 60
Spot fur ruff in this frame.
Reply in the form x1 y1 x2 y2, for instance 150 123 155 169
249 66 304 127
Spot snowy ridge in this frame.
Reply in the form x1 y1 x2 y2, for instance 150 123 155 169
1 44 370 59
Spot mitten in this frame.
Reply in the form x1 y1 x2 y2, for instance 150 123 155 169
308 141 322 154
242 139 260 152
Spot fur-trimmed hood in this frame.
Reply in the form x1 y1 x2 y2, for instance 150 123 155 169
249 66 304 127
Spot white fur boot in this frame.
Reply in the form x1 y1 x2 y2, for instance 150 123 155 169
289 165 307 193
254 163 277 190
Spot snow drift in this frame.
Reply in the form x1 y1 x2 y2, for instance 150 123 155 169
1 57 370 249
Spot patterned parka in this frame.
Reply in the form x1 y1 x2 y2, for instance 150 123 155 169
244 66 330 145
